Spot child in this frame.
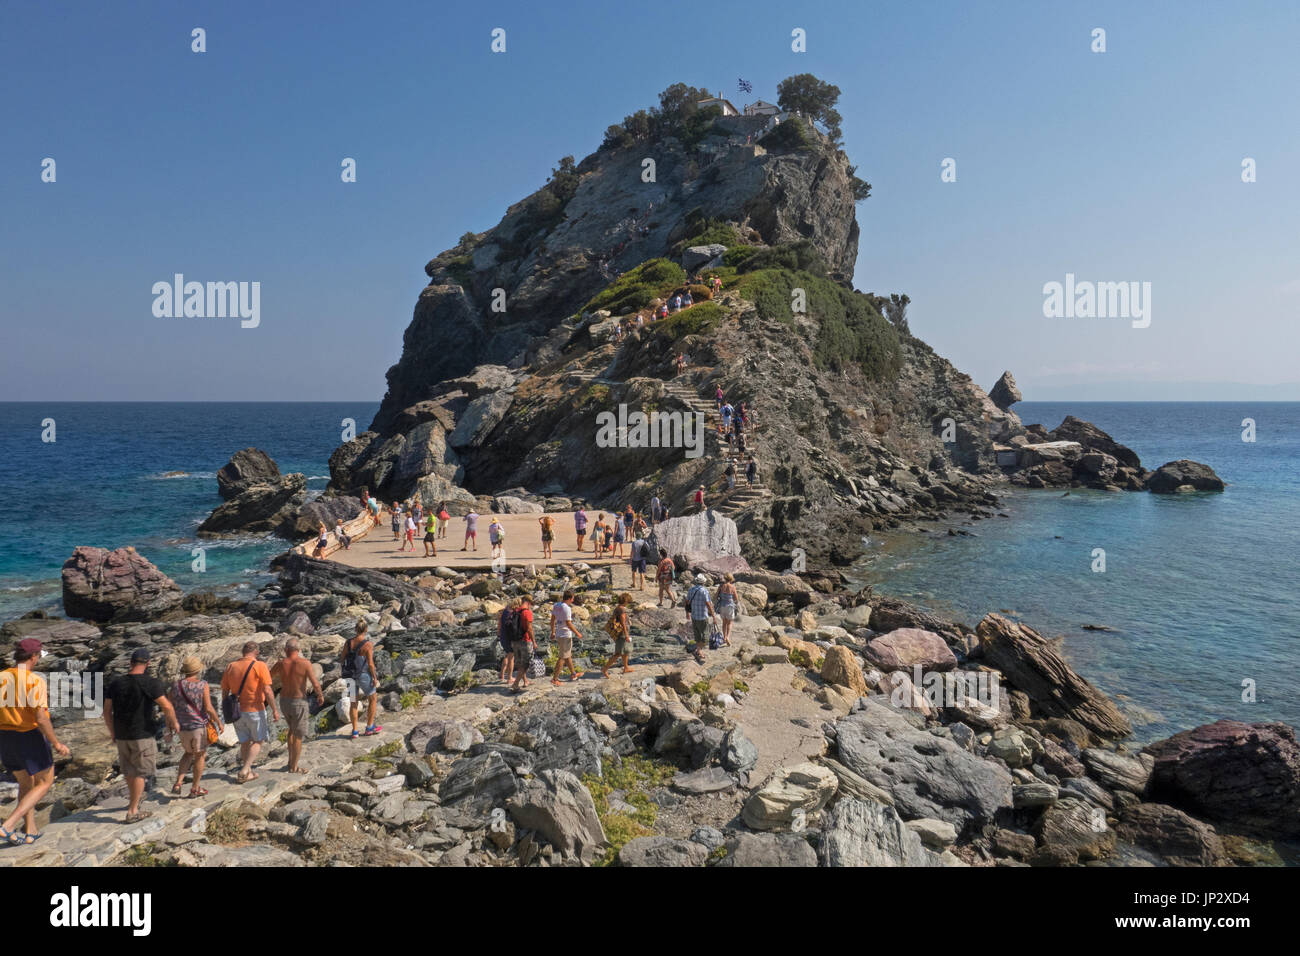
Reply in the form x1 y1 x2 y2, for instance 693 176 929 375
601 593 634 678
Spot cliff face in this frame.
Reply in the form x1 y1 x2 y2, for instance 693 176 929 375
374 131 860 432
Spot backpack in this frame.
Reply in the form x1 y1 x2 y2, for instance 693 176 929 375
499 607 523 651
340 639 368 680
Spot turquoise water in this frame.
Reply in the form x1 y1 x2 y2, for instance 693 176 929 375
857 402 1300 742
0 403 377 617
2 400 1296 742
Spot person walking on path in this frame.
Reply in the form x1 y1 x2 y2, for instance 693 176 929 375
684 574 719 665
341 621 381 739
0 639 69 845
649 493 662 528
462 509 479 551
656 549 676 607
168 656 222 798
509 596 536 695
423 510 438 557
539 515 555 558
437 502 450 540
601 593 634 678
498 598 520 684
629 533 648 590
271 638 324 774
612 511 626 557
390 502 403 541
221 642 278 784
550 591 584 685
488 517 505 559
725 459 737 491
693 485 706 514
746 455 758 486
401 512 417 552
105 648 180 823
715 574 739 646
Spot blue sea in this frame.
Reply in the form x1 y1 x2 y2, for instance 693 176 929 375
855 402 1300 743
1 401 1296 743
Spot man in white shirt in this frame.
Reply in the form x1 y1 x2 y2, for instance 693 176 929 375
549 591 584 684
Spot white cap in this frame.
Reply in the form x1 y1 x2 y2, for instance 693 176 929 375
695 573 709 584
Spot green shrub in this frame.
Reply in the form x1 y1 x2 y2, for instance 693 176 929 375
653 301 725 339
118 843 175 867
672 219 740 257
759 116 814 151
203 807 247 846
686 283 713 301
445 256 474 285
399 689 423 710
722 245 757 268
583 258 686 315
735 240 827 275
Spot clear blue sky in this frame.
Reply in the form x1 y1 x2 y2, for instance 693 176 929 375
4 0 1298 401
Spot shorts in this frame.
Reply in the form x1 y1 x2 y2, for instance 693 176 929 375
691 618 710 645
466 530 477 539
424 532 435 542
632 558 647 574
281 697 310 737
0 728 53 776
353 671 377 698
511 640 532 665
116 737 158 778
234 709 271 744
556 636 574 658
720 605 736 621
542 531 554 542
612 636 631 657
179 727 209 753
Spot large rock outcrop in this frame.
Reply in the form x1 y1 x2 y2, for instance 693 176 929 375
217 448 281 499
1145 459 1225 494
975 613 1131 739
198 474 308 537
61 546 183 623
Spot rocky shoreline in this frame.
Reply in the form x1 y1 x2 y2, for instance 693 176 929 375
3 508 1295 868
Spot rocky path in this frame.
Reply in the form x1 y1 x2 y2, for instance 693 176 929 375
1 604 804 867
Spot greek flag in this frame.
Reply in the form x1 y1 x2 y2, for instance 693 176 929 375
738 78 753 94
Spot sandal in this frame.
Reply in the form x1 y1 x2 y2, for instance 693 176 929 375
188 787 208 798
0 826 14 844
171 781 184 795
10 832 41 845
124 811 152 824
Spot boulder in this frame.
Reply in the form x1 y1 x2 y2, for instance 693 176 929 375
1144 720 1300 838
863 628 957 673
681 243 727 271
1050 416 1141 469
439 751 519 811
61 546 183 623
646 511 741 561
444 364 514 398
988 371 1022 410
217 447 281 499
1035 797 1116 861
975 613 1131 739
1114 803 1227 867
449 390 514 449
198 474 308 536
618 836 708 867
722 728 759 773
281 495 363 539
820 798 943 866
836 697 1013 830
1081 748 1153 795
507 769 606 864
1145 459 1225 494
714 832 817 868
740 762 838 831
820 646 869 696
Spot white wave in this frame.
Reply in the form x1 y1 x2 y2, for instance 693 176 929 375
148 471 216 480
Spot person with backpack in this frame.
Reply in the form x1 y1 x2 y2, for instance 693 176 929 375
601 593 634 678
656 549 676 607
509 596 536 694
498 598 521 683
340 621 380 739
725 459 737 491
220 642 277 784
629 534 648 590
168 656 222 798
683 574 719 665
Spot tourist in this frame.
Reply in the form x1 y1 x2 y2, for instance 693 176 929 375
736 431 747 456
0 639 70 845
746 455 758 486
462 509 479 551
574 506 588 552
489 517 504 558
611 510 626 557
270 638 324 775
168 656 221 798
497 598 520 683
721 401 734 434
629 533 648 589
550 591 584 685
675 351 686 375
725 459 737 491
655 549 676 607
670 293 682 313
539 514 555 558
423 509 438 557
437 502 450 539
367 494 381 527
683 291 694 308
715 384 724 409
633 513 648 539
715 574 739 646
390 501 403 541
601 593 634 678
509 595 536 694
312 521 329 558
335 517 352 551
603 515 616 556
401 511 417 552
221 642 277 784
622 504 636 536
649 492 662 527
105 647 180 822
693 484 706 513
341 621 381 739
684 574 719 665
592 513 607 558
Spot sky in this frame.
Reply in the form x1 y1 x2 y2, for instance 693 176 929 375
3 0 1298 401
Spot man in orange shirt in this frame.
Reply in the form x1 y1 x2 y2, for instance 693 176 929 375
0 639 69 845
221 642 278 784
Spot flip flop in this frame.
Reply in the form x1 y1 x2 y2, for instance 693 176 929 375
124 811 152 824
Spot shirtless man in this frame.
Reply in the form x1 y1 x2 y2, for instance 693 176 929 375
270 638 325 773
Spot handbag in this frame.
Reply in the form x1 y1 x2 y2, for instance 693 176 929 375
709 628 725 650
205 721 220 745
221 660 257 724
